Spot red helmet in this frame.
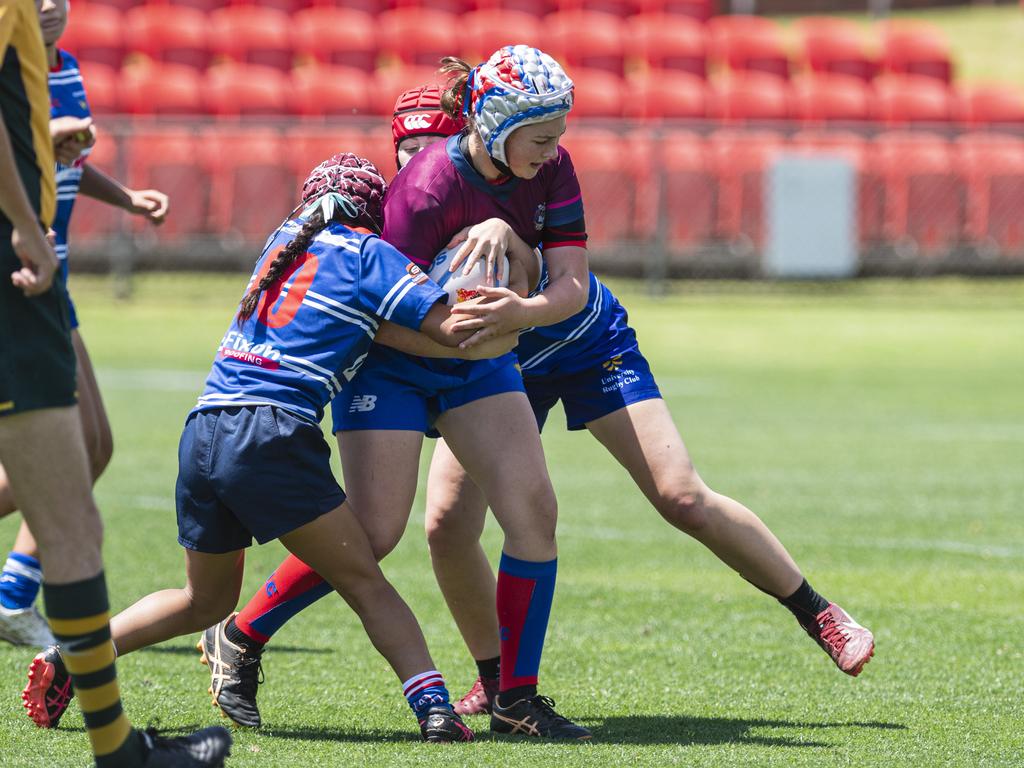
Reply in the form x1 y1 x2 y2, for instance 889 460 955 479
391 84 463 167
300 153 386 233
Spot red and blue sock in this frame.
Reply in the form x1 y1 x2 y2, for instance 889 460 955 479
402 670 452 719
232 555 332 645
496 553 557 703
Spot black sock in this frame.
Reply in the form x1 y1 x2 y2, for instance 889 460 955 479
779 579 830 630
476 656 500 681
225 616 264 653
498 684 537 706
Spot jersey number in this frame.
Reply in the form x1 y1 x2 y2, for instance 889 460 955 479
255 248 320 328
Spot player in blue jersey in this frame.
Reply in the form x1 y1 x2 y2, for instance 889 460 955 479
195 47 594 741
218 48 875 724
0 0 170 649
21 153 513 742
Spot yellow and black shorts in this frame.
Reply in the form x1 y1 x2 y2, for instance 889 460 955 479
0 227 77 418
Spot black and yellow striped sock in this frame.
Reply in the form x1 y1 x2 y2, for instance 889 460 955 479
43 572 144 767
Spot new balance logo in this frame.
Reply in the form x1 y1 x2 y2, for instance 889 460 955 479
348 395 378 413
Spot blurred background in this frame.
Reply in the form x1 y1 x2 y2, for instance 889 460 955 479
62 0 1024 282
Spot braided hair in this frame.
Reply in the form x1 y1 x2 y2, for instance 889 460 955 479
237 153 387 322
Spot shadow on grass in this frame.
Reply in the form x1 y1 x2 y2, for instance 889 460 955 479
256 725 417 744
252 715 906 747
584 715 907 747
137 644 318 655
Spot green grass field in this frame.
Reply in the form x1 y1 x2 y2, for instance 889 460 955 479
1 275 1022 767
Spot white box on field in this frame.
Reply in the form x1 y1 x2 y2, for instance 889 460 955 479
766 154 857 279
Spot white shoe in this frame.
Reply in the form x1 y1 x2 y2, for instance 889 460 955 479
0 605 56 647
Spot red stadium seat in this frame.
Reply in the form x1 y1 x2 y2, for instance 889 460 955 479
124 6 209 70
564 68 627 118
287 127 378 187
554 0 632 17
872 131 963 255
308 0 380 11
797 17 879 82
626 14 707 78
293 9 378 72
204 130 296 240
707 129 785 247
559 129 637 245
290 66 372 117
715 23 790 79
472 0 556 16
957 133 1024 257
209 7 295 72
873 74 957 125
76 62 118 116
542 11 626 76
789 130 882 243
370 66 447 116
626 70 708 119
203 64 291 116
659 130 715 250
60 5 124 69
77 0 137 11
126 130 210 239
242 0 316 12
118 63 203 115
881 22 953 83
462 11 542 65
632 0 715 23
159 0 230 10
384 0 471 12
377 9 459 68
961 84 1024 126
792 74 874 124
712 72 793 123
706 14 780 63
69 130 124 242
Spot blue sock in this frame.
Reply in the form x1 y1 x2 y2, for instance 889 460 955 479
0 553 43 610
402 670 451 719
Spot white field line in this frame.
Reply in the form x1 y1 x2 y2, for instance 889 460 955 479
556 522 1024 560
97 368 206 392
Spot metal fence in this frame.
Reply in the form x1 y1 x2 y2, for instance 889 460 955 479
70 116 1024 280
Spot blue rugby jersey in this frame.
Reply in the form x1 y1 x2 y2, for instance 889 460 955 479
515 261 628 378
195 220 446 423
48 49 90 282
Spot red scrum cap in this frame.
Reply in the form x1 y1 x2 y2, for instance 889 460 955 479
391 85 463 156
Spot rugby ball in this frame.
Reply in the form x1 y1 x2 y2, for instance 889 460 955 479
427 247 510 305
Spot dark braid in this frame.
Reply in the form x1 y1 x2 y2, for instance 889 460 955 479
237 210 327 323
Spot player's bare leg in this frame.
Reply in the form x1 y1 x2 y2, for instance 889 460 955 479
586 397 874 675
71 330 114 481
425 439 499 714
1 331 112 647
437 392 589 739
111 550 246 655
9 407 231 763
336 429 425 560
280 501 441 680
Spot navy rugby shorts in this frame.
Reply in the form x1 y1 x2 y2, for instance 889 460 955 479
176 405 346 553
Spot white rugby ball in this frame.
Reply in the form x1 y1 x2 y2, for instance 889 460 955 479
427 246 510 305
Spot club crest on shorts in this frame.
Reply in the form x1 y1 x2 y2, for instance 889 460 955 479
533 203 546 231
602 355 623 372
